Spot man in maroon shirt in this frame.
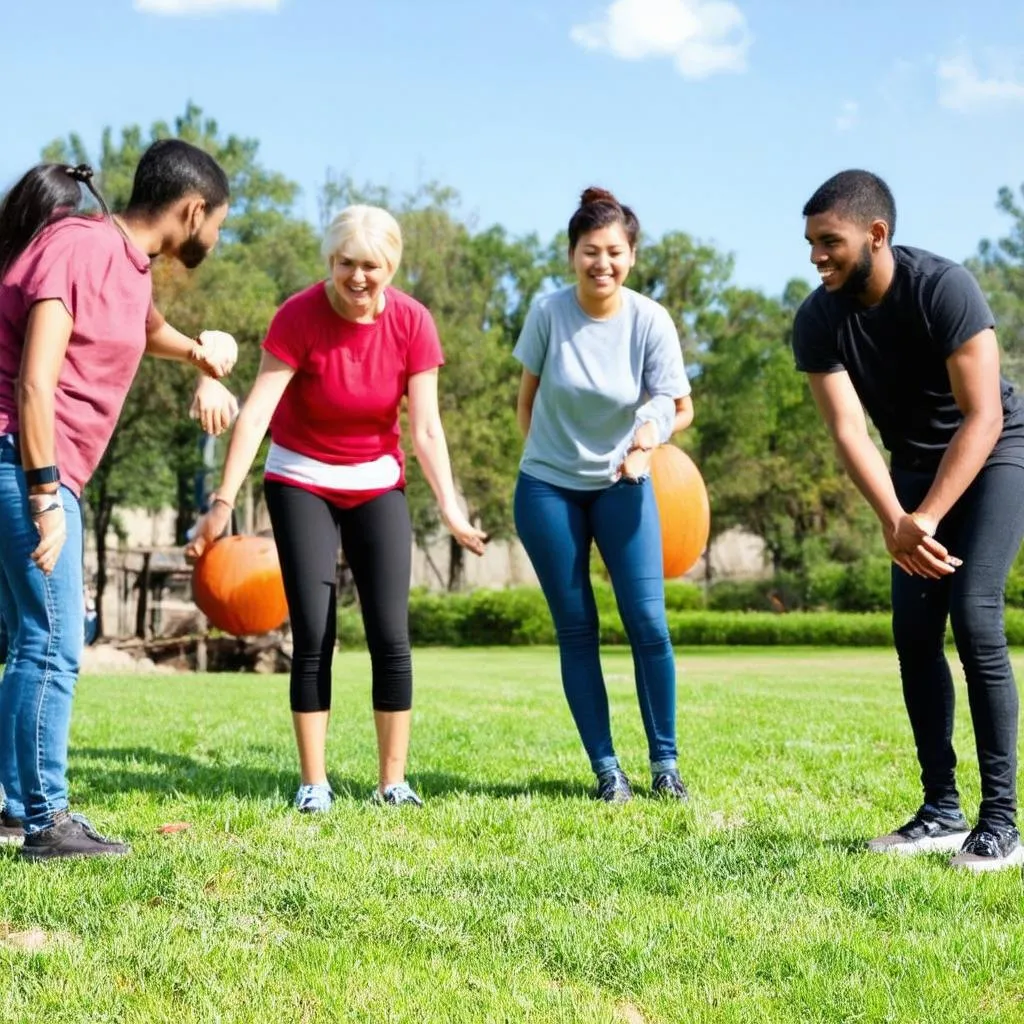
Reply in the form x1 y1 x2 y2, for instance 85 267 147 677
0 142 238 860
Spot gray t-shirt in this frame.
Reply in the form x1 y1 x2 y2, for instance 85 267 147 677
513 285 690 490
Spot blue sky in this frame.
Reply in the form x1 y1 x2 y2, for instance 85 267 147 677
3 0 1024 296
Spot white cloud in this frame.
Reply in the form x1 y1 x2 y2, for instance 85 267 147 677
570 0 751 79
134 0 281 15
937 53 1024 112
834 100 858 132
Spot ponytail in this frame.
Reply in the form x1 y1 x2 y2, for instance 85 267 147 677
0 162 111 277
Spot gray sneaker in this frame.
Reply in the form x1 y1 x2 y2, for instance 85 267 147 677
866 806 971 855
373 782 424 807
595 768 634 804
652 769 690 802
294 784 334 814
20 811 130 861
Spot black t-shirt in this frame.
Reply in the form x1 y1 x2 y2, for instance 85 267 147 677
793 245 1024 471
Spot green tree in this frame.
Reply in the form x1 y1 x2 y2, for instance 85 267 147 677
694 280 876 581
968 183 1024 385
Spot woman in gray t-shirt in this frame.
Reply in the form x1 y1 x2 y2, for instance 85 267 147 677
513 187 694 803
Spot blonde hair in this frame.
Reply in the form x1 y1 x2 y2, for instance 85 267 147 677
321 205 403 280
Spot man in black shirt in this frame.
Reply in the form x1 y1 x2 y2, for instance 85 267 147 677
793 169 1024 872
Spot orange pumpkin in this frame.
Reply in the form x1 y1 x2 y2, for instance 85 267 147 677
649 445 711 579
192 535 289 637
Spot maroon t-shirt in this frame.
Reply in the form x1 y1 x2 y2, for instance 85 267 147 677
0 217 153 496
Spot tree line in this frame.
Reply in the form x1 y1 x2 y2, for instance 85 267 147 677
23 104 1024 632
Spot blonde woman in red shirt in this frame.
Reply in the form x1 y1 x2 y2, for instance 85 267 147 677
188 204 486 812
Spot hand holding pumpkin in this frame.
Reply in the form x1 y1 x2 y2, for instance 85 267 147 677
191 535 289 636
185 500 233 562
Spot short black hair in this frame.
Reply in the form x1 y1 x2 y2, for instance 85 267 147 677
802 169 896 240
125 139 230 218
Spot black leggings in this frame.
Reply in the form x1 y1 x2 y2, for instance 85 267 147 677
892 463 1024 830
264 482 413 714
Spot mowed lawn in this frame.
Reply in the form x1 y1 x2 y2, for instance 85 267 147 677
2 647 1023 1023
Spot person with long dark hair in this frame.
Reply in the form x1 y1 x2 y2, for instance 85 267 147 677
513 187 694 803
0 140 239 860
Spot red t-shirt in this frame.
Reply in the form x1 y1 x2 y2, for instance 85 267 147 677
0 217 153 497
263 283 444 496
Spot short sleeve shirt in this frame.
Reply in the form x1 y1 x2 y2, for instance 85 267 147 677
792 245 1024 471
0 217 153 496
513 286 690 489
264 284 444 471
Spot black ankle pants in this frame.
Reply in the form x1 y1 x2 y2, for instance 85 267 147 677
265 482 413 713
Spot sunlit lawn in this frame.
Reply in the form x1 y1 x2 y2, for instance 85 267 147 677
2 647 1022 1023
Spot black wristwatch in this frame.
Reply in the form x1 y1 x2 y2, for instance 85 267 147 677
25 465 60 487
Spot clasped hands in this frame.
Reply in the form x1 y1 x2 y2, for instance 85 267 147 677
884 511 962 579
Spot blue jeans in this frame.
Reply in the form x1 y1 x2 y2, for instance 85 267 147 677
514 471 677 774
0 436 84 831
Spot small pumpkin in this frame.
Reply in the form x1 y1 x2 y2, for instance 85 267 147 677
192 535 289 636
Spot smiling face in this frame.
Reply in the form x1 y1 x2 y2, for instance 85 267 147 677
328 250 390 321
804 209 885 296
320 205 402 322
571 224 636 304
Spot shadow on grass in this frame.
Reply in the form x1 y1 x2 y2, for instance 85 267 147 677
70 747 593 803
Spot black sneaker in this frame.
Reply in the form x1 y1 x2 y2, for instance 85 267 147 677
950 825 1024 873
0 812 25 847
20 811 130 861
866 805 971 855
652 769 690 802
595 768 633 804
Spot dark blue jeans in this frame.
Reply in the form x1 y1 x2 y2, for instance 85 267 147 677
892 463 1024 831
514 471 677 775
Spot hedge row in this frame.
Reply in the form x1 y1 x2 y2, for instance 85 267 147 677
335 586 1024 647
672 561 1024 614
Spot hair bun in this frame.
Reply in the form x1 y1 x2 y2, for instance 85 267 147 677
579 186 619 207
66 164 94 183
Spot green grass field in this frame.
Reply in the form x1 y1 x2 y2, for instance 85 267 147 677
2 648 1022 1023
